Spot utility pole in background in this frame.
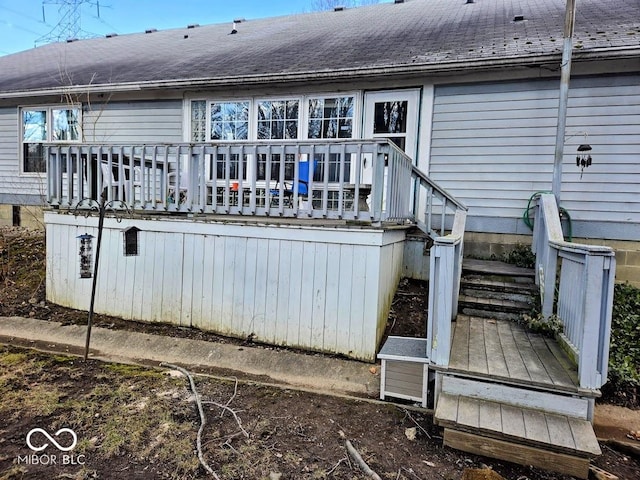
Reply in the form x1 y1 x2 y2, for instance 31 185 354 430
552 0 578 204
35 0 101 45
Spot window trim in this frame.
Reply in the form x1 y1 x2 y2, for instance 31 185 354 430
20 104 82 175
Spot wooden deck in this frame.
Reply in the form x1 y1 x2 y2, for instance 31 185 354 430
436 394 600 457
448 315 583 394
434 315 602 478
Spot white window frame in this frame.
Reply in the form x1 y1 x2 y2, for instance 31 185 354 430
20 104 82 175
304 94 360 140
184 92 362 143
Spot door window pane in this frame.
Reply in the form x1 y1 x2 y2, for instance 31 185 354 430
373 101 407 134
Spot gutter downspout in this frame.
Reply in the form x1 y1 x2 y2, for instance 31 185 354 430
552 0 577 204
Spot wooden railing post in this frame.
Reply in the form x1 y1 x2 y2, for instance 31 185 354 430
427 235 461 366
370 143 386 223
576 253 616 389
534 195 562 317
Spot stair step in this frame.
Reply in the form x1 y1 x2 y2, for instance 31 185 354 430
460 286 535 305
460 277 538 295
463 259 535 279
458 294 532 317
435 393 600 478
440 374 592 419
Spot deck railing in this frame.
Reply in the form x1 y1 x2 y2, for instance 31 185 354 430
532 193 616 389
426 209 468 366
411 166 468 238
46 140 421 223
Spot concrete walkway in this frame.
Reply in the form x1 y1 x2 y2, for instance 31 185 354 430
0 316 380 397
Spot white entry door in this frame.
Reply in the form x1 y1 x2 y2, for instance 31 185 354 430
364 89 420 158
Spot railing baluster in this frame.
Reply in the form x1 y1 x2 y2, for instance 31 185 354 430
354 143 362 219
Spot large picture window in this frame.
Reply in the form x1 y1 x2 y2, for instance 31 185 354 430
22 106 80 173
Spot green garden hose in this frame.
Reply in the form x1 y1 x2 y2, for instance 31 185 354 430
522 191 572 241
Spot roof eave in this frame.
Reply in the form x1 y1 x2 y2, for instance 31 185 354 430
1 46 638 99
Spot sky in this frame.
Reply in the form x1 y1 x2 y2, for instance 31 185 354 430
0 0 320 56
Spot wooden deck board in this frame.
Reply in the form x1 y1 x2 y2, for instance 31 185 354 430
467 317 489 375
528 334 576 388
510 326 554 385
544 336 580 385
523 409 551 445
500 403 526 438
478 399 502 432
449 316 470 370
434 392 459 424
457 396 480 428
546 414 577 451
482 319 509 377
462 259 535 278
496 320 531 380
570 418 602 455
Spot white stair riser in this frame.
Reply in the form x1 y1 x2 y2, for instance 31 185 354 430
440 374 592 420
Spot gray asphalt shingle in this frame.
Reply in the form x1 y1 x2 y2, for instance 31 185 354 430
0 0 638 95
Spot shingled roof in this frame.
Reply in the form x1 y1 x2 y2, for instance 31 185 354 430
0 0 638 96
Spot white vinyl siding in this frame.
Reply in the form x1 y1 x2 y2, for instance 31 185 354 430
430 76 640 235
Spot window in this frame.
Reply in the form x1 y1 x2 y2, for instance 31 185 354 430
22 106 80 173
257 100 299 140
308 96 354 139
188 95 356 143
211 101 249 140
191 100 207 142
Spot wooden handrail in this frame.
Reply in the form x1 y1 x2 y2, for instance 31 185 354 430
533 193 616 389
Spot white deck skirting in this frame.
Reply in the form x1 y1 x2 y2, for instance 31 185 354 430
45 212 406 361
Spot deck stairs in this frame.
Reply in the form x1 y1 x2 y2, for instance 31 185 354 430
433 259 602 479
458 258 537 321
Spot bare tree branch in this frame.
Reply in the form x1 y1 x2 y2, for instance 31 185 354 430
161 363 220 479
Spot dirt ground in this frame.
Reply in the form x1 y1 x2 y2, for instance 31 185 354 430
1 227 639 479
1 345 639 480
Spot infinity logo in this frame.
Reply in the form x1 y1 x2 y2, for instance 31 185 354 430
26 428 77 452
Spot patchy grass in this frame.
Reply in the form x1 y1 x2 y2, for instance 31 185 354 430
0 346 200 479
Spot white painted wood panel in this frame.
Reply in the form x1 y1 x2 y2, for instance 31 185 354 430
430 75 640 240
45 212 405 361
